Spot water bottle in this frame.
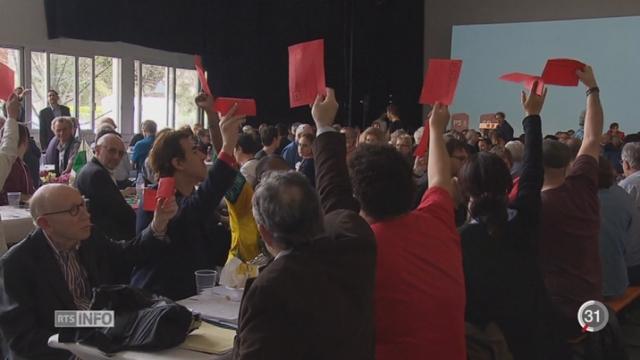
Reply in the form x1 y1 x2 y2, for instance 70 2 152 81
135 172 145 205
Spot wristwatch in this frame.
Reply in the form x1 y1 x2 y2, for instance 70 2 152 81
586 87 600 96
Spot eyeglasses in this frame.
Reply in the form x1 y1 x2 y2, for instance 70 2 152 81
41 198 89 217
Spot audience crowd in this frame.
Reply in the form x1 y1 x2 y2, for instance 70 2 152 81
0 64 638 359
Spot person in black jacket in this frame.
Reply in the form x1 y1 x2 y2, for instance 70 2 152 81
0 183 177 360
458 82 564 359
38 90 70 150
75 134 136 240
495 111 514 143
131 95 246 300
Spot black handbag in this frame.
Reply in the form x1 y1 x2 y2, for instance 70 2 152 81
59 285 199 354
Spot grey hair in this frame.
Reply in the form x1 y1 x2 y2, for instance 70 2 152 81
622 142 640 170
505 141 524 162
252 171 324 249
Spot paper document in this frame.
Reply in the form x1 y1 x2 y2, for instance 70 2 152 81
180 322 235 354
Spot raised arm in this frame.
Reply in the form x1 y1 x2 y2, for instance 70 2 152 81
576 65 603 161
427 103 453 195
311 88 359 214
183 104 245 213
512 81 546 223
0 94 20 187
196 92 223 154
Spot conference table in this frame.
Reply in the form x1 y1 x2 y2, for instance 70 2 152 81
0 205 34 249
48 287 242 360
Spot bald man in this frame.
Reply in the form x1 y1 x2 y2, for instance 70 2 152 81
75 134 137 240
0 184 177 359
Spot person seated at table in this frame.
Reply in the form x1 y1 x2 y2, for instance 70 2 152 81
0 123 35 205
43 117 81 177
255 125 280 161
132 120 157 172
539 65 604 340
281 123 313 169
131 99 245 300
226 88 376 359
295 133 315 187
0 184 177 360
75 133 137 240
95 127 134 190
233 134 261 188
349 102 465 359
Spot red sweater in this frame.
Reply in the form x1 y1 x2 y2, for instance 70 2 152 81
372 186 466 360
0 158 34 205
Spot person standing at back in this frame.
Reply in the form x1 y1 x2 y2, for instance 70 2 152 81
38 90 70 151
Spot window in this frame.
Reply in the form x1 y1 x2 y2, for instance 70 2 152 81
78 57 92 130
30 51 46 129
134 61 200 133
175 68 198 129
49 53 76 116
94 56 119 126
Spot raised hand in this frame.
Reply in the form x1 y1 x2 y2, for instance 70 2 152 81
311 88 339 129
521 80 548 116
195 92 215 112
5 93 20 120
151 196 179 236
429 102 450 133
219 104 246 155
577 65 598 89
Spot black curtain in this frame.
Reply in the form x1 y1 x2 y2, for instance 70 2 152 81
44 0 423 129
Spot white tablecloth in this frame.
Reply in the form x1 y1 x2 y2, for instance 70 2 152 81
0 205 34 247
48 335 222 360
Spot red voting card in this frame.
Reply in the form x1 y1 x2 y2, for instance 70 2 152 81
215 97 257 117
419 59 463 105
414 118 431 158
499 72 545 95
0 63 15 101
288 39 326 108
142 188 158 212
157 177 176 200
195 55 212 96
541 59 585 86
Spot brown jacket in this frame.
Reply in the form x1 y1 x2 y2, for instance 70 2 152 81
228 131 376 359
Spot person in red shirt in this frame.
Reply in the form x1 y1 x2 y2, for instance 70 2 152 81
539 65 604 339
0 124 35 205
349 103 466 359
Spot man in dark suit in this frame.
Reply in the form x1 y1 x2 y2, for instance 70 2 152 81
227 88 376 359
0 183 177 359
38 90 70 151
75 133 136 240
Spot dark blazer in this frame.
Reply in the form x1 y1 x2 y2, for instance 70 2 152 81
131 158 236 300
228 131 376 360
75 157 136 240
0 227 164 360
38 105 70 150
44 137 79 176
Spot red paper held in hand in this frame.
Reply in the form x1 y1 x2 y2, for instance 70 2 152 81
419 59 463 105
142 188 158 212
157 177 176 200
541 59 585 86
288 39 326 108
194 55 212 96
215 97 257 117
0 63 15 101
499 72 545 95
414 118 431 158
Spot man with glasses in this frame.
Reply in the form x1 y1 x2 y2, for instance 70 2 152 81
0 183 177 359
38 90 71 151
75 133 136 240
